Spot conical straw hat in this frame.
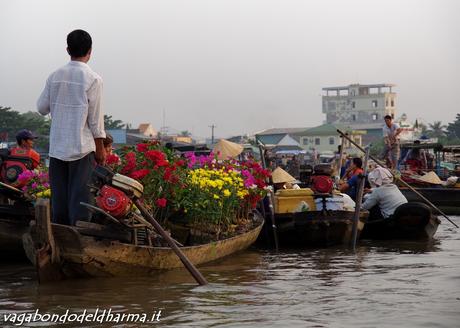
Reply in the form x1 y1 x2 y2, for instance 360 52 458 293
271 167 296 184
213 139 244 160
417 171 443 185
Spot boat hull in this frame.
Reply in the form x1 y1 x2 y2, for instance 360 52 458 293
23 214 264 279
360 211 440 240
400 187 460 215
262 210 367 248
0 203 34 258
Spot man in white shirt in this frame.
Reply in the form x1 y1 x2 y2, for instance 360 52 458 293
37 29 106 225
382 115 402 169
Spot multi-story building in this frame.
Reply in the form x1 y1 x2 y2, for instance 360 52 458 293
322 83 396 143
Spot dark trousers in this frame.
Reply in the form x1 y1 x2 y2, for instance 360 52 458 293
49 153 95 225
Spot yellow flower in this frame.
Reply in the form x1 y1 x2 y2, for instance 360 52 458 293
213 194 220 199
223 189 231 197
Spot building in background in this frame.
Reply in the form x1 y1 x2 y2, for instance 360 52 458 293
322 83 396 144
296 123 365 155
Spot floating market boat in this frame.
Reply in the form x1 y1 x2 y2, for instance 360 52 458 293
267 210 367 247
259 187 368 248
0 185 34 258
398 142 460 214
22 200 264 282
360 202 440 240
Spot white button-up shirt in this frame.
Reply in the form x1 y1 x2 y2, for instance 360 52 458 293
37 61 106 161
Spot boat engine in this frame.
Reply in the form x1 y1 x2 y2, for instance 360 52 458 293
311 164 333 194
0 148 40 188
91 166 144 219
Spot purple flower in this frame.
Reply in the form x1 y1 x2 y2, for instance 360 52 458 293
31 182 38 189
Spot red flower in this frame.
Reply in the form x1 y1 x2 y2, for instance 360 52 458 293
136 143 149 152
106 153 120 165
145 150 166 163
155 198 167 208
174 159 185 167
129 169 150 180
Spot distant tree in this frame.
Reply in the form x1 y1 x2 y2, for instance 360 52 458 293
179 130 191 137
104 115 125 129
415 121 428 135
446 113 460 139
426 121 447 138
0 106 22 141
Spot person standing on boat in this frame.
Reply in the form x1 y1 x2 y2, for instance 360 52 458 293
382 115 402 169
37 29 106 226
361 167 407 220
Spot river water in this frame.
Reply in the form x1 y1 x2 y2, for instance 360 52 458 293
1 217 459 328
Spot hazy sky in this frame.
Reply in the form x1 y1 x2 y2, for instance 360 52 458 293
1 0 459 139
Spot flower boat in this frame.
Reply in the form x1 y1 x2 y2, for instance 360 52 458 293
22 141 269 282
23 200 264 281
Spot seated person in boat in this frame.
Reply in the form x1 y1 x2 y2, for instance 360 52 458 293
361 167 408 221
14 129 41 169
402 140 427 172
339 157 363 200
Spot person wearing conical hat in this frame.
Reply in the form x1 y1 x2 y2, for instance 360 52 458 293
362 167 407 221
271 167 298 190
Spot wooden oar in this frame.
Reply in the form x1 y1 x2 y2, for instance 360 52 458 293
337 129 459 228
258 143 279 251
351 147 370 250
134 199 208 286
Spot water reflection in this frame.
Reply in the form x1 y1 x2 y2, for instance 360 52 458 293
0 217 459 327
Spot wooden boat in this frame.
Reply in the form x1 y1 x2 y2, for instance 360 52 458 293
262 210 368 247
360 202 440 240
0 202 34 258
22 202 264 281
398 141 460 214
400 187 460 215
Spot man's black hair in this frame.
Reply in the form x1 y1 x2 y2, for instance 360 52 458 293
67 29 92 57
352 157 363 168
384 115 392 120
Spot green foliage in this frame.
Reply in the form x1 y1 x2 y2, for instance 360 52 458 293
0 107 50 150
447 113 460 139
426 121 447 138
104 115 125 129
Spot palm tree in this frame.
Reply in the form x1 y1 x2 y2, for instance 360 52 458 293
426 121 447 138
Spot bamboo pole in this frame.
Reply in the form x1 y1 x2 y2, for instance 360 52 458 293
258 143 279 251
337 134 346 179
337 129 459 228
351 147 370 250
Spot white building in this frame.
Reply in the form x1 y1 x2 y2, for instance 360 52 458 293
322 83 397 143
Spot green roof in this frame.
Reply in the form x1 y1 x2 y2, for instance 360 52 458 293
299 124 351 136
